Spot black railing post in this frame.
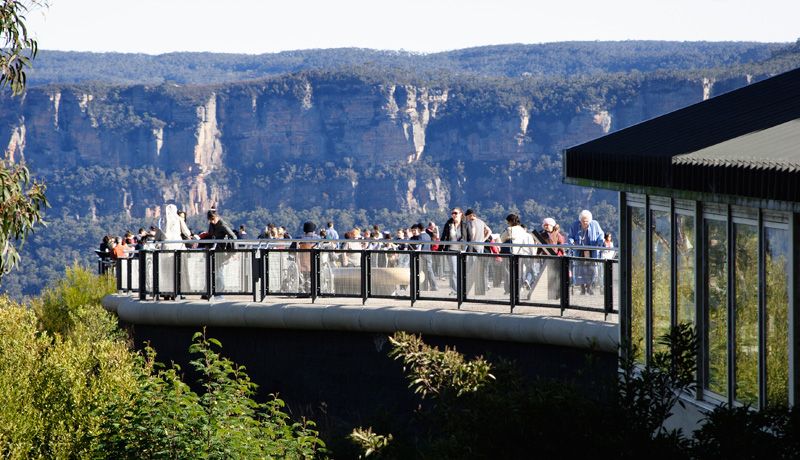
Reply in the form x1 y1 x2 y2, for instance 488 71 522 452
138 250 146 301
362 251 370 305
175 251 182 300
560 256 570 316
206 249 214 300
251 249 259 303
310 248 319 303
261 249 268 300
153 251 160 300
457 252 465 308
410 251 419 307
604 259 614 320
509 254 518 313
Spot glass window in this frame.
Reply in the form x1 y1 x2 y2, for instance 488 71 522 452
676 214 695 325
734 223 758 406
630 206 646 363
651 210 671 351
765 226 789 407
705 218 728 397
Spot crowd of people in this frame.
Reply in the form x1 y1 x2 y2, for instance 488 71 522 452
99 205 616 297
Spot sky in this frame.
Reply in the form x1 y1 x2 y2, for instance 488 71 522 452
25 0 800 55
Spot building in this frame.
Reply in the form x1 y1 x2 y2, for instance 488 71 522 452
564 67 800 414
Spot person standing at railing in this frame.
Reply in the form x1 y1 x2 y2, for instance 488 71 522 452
326 221 339 247
202 210 238 299
499 213 535 295
465 209 492 296
534 218 566 300
411 223 438 292
439 207 468 296
567 210 605 295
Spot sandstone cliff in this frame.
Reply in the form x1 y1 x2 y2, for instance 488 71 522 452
0 72 767 219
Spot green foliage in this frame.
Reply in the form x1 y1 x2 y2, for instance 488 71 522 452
348 427 392 459
33 264 116 336
353 326 699 459
98 330 327 459
0 161 47 278
0 295 139 457
388 331 495 399
0 266 326 458
0 0 44 95
618 323 698 438
692 405 800 459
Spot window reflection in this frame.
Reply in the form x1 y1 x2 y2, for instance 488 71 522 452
705 219 728 397
734 223 758 406
765 227 789 407
651 210 671 352
630 207 646 363
675 214 695 325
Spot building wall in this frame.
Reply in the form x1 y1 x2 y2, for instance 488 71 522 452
621 191 796 410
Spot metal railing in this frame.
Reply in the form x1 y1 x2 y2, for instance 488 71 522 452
109 239 619 319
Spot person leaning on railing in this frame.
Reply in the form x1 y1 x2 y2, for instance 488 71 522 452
567 209 605 295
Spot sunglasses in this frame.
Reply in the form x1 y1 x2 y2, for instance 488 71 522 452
451 211 460 215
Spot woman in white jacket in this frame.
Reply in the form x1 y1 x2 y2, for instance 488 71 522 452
499 214 534 255
498 213 535 295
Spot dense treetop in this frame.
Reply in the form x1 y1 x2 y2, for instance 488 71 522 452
26 41 799 87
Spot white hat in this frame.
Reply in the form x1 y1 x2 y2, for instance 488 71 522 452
542 218 556 227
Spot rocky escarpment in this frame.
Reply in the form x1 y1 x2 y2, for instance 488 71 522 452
0 72 764 219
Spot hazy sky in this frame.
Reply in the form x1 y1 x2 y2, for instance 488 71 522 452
26 0 800 55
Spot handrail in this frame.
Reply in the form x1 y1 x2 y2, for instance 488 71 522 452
106 242 619 321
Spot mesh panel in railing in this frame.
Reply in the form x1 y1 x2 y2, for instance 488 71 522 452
264 251 311 294
611 261 619 312
130 258 140 290
369 251 412 297
319 250 361 296
119 259 129 290
214 252 251 294
181 251 207 294
144 252 154 295
158 252 177 295
518 256 562 306
419 252 457 299
568 257 605 311
464 253 510 303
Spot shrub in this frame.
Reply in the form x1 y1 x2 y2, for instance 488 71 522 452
33 263 116 336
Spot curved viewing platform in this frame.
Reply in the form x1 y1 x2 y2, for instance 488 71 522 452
102 239 620 352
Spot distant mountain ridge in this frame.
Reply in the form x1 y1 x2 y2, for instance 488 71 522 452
28 41 791 86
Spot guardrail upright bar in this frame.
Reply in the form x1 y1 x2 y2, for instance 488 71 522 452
457 252 465 308
604 259 613 320
260 249 268 301
410 251 419 306
560 256 570 316
138 250 146 301
310 249 319 303
153 251 160 300
361 250 370 305
509 254 518 313
251 249 259 303
205 250 213 300
174 252 181 299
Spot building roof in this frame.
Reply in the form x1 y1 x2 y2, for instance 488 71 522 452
563 66 800 203
672 119 800 172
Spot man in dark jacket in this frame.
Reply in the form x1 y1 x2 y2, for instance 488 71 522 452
439 207 468 295
204 210 237 249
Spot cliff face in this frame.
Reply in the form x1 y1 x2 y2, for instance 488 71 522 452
0 73 761 218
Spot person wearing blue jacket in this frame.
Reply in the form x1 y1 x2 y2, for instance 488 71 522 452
568 210 604 295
